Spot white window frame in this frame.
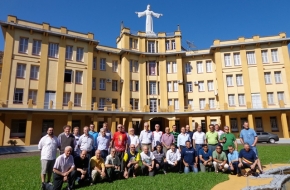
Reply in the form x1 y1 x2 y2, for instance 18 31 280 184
277 92 284 102
233 53 241 66
267 92 274 105
167 81 172 92
168 99 173 106
148 41 155 53
173 81 178 92
92 78 96 90
174 99 179 110
149 61 156 75
74 93 82 106
75 71 83 84
13 88 24 103
198 81 204 92
172 40 176 50
48 43 59 58
63 92 71 105
16 64 26 78
186 82 193 92
224 53 231 66
19 37 28 53
238 94 245 106
274 71 282 83
209 98 215 109
246 51 256 65
207 80 214 91
228 94 235 106
166 62 171 73
172 62 177 73
28 90 37 104
165 40 170 50
236 74 243 86
76 47 84 62
32 40 41 55
149 81 156 95
112 60 118 72
99 79 106 90
134 61 139 72
188 99 194 108
197 62 203 73
185 63 191 74
206 61 212 72
271 49 279 62
226 75 233 86
199 99 205 110
264 72 271 84
261 50 269 63
65 45 73 60
30 65 39 80
112 80 118 91
100 58 106 71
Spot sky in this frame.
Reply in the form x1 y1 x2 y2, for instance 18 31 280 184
1 0 290 51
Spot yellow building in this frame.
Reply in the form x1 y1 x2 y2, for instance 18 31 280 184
0 15 290 146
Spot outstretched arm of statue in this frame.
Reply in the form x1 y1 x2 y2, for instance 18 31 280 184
135 11 146 17
152 12 163 18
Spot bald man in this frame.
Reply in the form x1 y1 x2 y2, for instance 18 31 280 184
90 150 106 185
74 150 89 186
139 122 153 151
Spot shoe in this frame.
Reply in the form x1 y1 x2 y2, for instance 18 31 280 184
237 173 242 177
41 182 46 190
163 171 167 175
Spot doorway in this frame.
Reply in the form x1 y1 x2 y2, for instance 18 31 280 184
150 117 168 131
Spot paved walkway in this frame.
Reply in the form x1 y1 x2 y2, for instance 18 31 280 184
212 164 289 190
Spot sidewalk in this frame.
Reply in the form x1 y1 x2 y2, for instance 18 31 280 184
0 145 39 155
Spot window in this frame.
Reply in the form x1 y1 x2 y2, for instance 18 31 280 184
65 46 73 60
226 75 233 86
32 40 41 55
274 71 282 83
230 118 239 132
236 74 243 86
99 98 106 109
271 49 279 62
112 99 118 108
63 92 70 105
74 93 82 106
135 81 139 91
199 99 205 110
129 38 138 49
16 64 26 78
129 60 133 72
186 82 192 92
112 60 118 72
233 53 241 65
100 58 106 70
92 78 96 90
30 65 39 79
166 62 171 73
207 80 214 91
209 98 215 109
246 51 256 65
112 80 118 91
185 63 191 74
173 81 178 92
149 61 156 75
267 92 274 104
198 81 204 91
149 81 156 95
172 62 177 73
134 61 139 72
99 79 106 90
261 50 269 63
92 97 96 104
148 41 155 53
277 92 284 102
19 38 28 53
64 70 73 83
76 47 84 62
13 89 23 103
188 99 193 107
197 62 203 73
130 80 133 91
174 99 179 110
172 40 176 50
75 71 83 84
206 61 212 72
28 90 37 104
264 72 271 84
228 94 235 106
10 120 26 138
168 99 173 106
255 117 263 132
270 117 279 131
130 98 139 110
93 57 97 70
238 94 245 106
167 82 172 92
165 40 170 50
224 53 231 66
48 43 59 58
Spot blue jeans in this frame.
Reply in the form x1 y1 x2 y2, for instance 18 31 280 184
251 146 258 156
184 165 198 173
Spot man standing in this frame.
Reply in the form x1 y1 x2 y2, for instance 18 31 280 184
185 125 193 143
192 126 206 152
101 122 112 139
123 144 141 178
170 125 179 147
74 150 89 185
152 144 167 174
177 127 190 151
228 145 239 175
73 127 80 157
140 145 155 176
220 126 238 156
112 124 128 172
238 143 258 177
52 146 76 190
199 144 213 172
38 127 59 188
152 124 163 151
90 150 106 185
78 126 94 158
215 124 224 140
128 128 140 151
166 143 181 173
97 128 111 160
139 122 153 151
105 148 121 182
206 124 219 153
182 141 198 174
212 145 229 173
89 124 98 157
58 125 75 155
161 127 175 153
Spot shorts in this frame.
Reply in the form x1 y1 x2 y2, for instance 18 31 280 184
41 159 55 174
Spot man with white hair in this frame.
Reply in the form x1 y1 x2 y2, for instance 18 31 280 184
53 146 76 190
139 122 153 151
152 124 163 151
140 145 155 176
128 128 140 151
78 126 94 158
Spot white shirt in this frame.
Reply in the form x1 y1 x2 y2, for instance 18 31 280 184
152 131 163 147
74 134 80 154
166 149 181 165
216 130 224 139
78 134 94 152
128 134 140 150
139 130 153 144
140 151 155 165
38 135 59 160
192 131 206 144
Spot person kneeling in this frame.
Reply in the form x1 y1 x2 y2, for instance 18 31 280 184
238 143 258 177
153 144 167 174
227 146 239 175
123 145 140 178
199 144 213 172
213 145 229 173
74 150 89 186
90 150 106 185
182 140 198 173
105 148 121 182
140 145 155 176
165 143 181 173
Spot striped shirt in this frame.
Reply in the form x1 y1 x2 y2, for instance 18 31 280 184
152 150 165 164
171 131 180 146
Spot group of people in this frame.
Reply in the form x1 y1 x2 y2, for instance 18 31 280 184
38 121 263 190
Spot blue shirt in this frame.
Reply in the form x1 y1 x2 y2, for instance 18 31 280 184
181 147 197 165
186 131 193 140
97 135 110 151
240 128 257 146
228 150 239 163
177 133 190 147
89 131 98 148
198 149 212 163
239 149 257 164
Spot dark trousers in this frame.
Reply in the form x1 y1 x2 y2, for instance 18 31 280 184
238 162 256 174
100 150 109 161
53 170 76 190
165 161 180 173
106 168 120 181
155 162 166 173
76 170 88 185
127 164 138 177
179 146 186 172
141 165 155 176
230 161 239 174
116 151 125 172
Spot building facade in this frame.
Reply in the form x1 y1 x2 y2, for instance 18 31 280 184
0 15 290 146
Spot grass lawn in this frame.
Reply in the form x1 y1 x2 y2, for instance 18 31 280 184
0 145 289 190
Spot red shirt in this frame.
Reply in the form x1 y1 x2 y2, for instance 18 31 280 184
113 131 128 151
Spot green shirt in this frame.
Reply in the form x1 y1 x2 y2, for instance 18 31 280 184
171 131 179 146
212 150 227 161
206 131 218 144
219 133 236 150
